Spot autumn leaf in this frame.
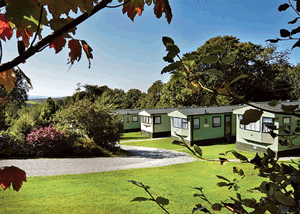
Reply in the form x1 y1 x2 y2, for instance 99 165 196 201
0 68 17 93
240 109 263 125
67 39 82 68
16 25 33 47
154 0 173 24
0 15 13 42
50 35 67 54
281 104 299 113
268 100 278 107
81 40 93 68
217 83 231 95
123 0 145 21
0 166 27 192
189 82 201 93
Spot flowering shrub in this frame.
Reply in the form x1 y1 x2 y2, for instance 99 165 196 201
26 125 70 157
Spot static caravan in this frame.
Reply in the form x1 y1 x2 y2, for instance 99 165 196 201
114 109 142 132
233 101 300 157
168 105 240 146
139 108 174 138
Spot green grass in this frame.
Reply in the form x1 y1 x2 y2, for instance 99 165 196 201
0 161 267 214
122 137 257 160
120 131 150 142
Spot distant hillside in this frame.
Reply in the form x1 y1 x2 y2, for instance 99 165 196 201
27 96 68 105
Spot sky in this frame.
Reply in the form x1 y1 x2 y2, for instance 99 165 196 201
3 0 300 98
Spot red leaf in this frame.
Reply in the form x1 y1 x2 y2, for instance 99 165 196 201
122 0 145 21
16 25 33 47
50 35 67 54
0 166 27 192
0 15 13 41
154 0 173 24
81 40 93 68
67 39 82 68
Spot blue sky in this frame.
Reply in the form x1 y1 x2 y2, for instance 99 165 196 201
3 0 300 98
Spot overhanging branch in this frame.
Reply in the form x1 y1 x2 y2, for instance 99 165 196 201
0 0 113 72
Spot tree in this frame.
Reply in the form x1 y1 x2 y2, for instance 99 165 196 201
39 97 58 121
144 80 164 108
185 36 291 102
122 88 143 109
0 0 173 92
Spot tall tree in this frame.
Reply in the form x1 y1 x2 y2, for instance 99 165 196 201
143 80 164 108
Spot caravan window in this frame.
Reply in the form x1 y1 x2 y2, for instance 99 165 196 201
262 117 274 133
245 119 260 132
173 117 182 128
154 116 161 124
239 114 244 129
132 115 138 122
182 118 188 129
212 116 221 128
283 117 291 130
194 118 200 129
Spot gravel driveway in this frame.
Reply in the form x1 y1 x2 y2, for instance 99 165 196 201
0 145 196 177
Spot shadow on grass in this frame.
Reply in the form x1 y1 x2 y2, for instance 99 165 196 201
121 137 149 140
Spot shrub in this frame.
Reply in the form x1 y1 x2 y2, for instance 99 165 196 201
26 125 70 158
53 99 123 151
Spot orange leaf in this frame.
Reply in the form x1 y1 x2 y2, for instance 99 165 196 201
122 0 145 21
50 35 67 54
0 15 13 41
67 39 82 68
81 40 93 68
154 0 173 24
16 25 33 47
217 83 231 95
0 166 27 192
0 68 16 93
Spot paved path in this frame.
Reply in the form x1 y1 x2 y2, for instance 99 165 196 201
0 145 196 177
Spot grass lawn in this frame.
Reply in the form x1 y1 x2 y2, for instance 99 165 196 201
0 161 267 214
121 137 257 160
120 131 150 142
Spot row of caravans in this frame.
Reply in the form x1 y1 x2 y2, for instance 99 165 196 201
114 101 300 157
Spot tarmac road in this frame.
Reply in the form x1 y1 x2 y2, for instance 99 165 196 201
0 145 196 177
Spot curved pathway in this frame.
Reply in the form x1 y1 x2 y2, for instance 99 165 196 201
0 145 196 177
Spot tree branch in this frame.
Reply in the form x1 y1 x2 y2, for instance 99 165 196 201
29 5 43 48
0 0 114 72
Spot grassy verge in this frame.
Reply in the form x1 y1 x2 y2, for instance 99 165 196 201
122 137 256 160
0 161 267 214
120 131 150 142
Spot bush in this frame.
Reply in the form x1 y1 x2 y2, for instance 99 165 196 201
26 125 70 158
53 99 123 151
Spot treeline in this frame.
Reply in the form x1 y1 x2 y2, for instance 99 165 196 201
65 36 300 110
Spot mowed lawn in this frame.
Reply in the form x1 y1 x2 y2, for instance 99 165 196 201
120 132 256 160
0 161 267 214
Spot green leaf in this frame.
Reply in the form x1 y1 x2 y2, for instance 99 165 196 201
166 44 180 54
278 3 290 12
217 182 228 187
163 56 174 63
292 39 300 50
131 197 149 202
161 61 181 74
240 109 263 125
291 26 300 36
267 148 276 159
156 196 169 205
216 175 230 182
166 50 177 60
229 74 248 85
202 55 218 63
222 56 235 64
162 36 175 47
211 45 225 53
274 190 296 206
211 203 222 211
280 29 291 37
172 71 187 79
232 151 248 162
193 144 202 157
288 18 299 24
205 68 223 76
